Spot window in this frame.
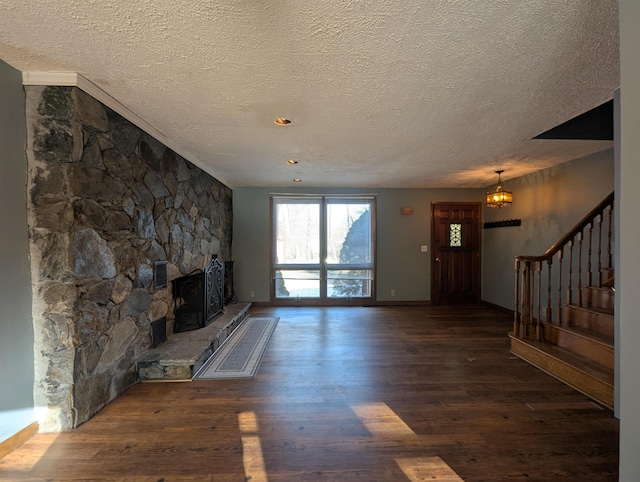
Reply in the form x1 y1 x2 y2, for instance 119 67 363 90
273 196 375 302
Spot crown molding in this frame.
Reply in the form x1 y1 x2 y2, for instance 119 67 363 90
21 71 232 188
22 71 79 86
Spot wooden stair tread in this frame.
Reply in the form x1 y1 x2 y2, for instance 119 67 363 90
510 333 613 386
566 303 614 317
577 286 614 312
582 285 614 293
545 321 613 347
562 303 614 338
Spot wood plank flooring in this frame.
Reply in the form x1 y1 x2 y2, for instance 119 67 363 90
0 305 619 481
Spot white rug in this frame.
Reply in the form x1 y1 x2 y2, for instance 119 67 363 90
193 317 279 379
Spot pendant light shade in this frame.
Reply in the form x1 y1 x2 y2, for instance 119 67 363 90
486 170 513 208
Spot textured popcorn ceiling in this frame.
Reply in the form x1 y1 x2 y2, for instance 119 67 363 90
0 1 619 188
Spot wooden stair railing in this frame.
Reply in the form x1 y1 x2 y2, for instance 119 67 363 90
514 191 614 341
511 191 615 408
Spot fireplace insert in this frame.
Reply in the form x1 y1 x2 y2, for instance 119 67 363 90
173 258 224 333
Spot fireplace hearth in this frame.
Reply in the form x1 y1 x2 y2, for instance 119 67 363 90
173 258 224 333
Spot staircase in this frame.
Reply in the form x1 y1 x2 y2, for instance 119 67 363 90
510 192 614 409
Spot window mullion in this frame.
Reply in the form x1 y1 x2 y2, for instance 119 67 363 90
320 198 328 299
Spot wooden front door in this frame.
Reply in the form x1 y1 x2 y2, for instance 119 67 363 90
431 202 481 304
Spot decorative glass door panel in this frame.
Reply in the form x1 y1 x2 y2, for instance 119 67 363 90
273 197 375 303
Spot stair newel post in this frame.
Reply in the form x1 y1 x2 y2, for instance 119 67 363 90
514 258 521 337
522 259 533 338
557 249 563 324
536 260 542 341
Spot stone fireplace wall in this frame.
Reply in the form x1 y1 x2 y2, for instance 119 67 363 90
26 86 232 431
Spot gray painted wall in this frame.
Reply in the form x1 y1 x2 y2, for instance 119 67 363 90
482 149 614 309
619 1 640 479
233 186 482 303
234 164 614 308
0 60 35 443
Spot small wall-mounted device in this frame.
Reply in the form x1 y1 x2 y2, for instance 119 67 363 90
401 206 414 215
151 317 167 348
153 261 168 290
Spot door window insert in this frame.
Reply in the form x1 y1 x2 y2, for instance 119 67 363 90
449 223 462 247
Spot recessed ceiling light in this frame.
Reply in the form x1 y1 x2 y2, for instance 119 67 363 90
274 117 292 126
287 159 298 165
293 178 302 183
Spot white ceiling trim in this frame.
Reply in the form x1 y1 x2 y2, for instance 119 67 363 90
22 71 78 86
21 71 232 188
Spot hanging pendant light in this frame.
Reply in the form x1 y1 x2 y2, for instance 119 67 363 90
486 170 513 208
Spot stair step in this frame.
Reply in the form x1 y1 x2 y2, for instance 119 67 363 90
542 322 613 369
601 268 615 286
579 286 614 312
510 333 613 409
562 304 614 337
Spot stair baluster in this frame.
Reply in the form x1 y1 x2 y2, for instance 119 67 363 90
546 258 553 323
607 206 613 271
522 260 532 337
514 258 521 337
568 238 574 307
536 261 542 341
587 221 593 287
577 232 583 306
557 249 563 324
598 213 604 287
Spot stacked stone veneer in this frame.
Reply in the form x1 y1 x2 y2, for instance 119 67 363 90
26 86 232 431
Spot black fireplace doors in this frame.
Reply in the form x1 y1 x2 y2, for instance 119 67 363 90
173 258 224 333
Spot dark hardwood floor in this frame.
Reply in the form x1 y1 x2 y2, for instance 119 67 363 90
0 305 619 481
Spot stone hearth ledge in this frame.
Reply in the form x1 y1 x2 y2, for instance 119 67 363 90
137 303 251 380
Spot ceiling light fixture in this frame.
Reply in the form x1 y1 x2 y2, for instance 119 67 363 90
486 170 513 209
274 117 292 126
287 159 298 165
293 178 302 183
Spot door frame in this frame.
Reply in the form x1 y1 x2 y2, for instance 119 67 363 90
430 202 482 304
